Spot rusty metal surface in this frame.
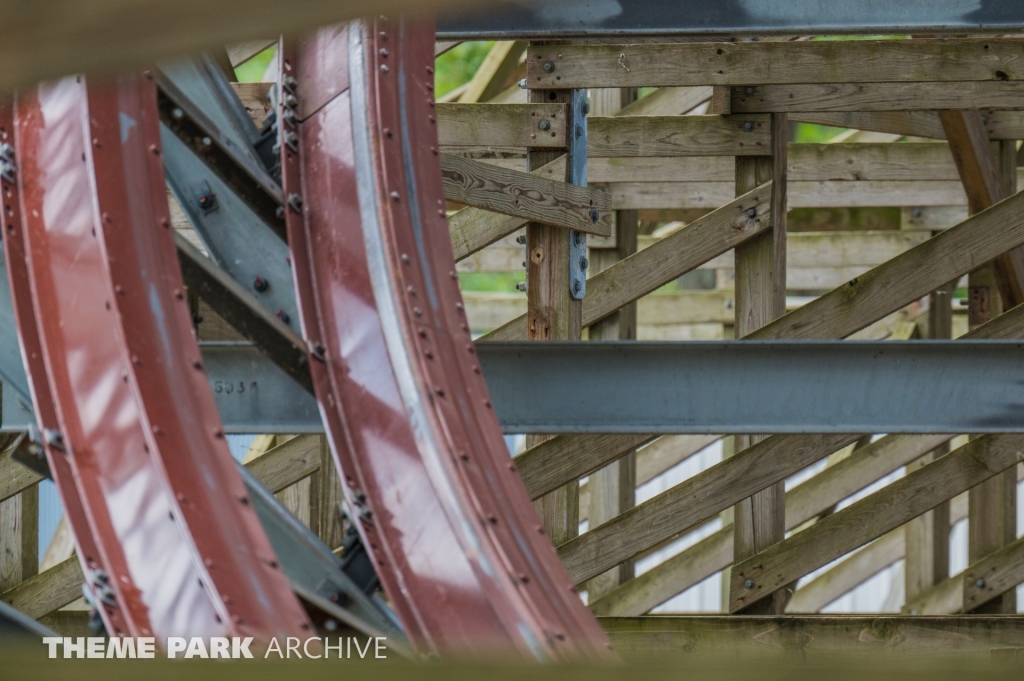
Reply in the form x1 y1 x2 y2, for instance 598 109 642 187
8 73 311 642
280 18 611 659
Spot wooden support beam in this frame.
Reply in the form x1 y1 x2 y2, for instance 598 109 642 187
728 433 1024 613
615 87 712 117
459 41 526 104
589 115 771 157
0 485 37 592
436 103 567 148
245 434 321 495
526 79 582 546
440 153 612 236
791 111 949 140
732 82 1024 113
0 440 44 504
479 182 773 341
600 615 1024 660
449 155 566 261
589 434 952 617
749 187 1024 340
1 555 82 620
529 40 1024 89
731 113 787 615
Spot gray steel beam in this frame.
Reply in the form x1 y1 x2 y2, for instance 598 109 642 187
477 341 1024 434
6 339 1024 434
438 1 1024 39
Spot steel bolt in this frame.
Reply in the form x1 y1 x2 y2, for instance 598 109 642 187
743 579 755 590
171 108 184 120
288 194 303 212
975 578 986 589
324 619 338 632
574 231 585 247
575 124 582 139
253 276 269 293
745 87 755 96
518 78 528 90
580 256 589 271
590 207 599 223
277 310 290 324
573 279 582 295
283 93 298 109
282 75 298 92
746 208 757 218
743 121 754 132
538 119 551 132
201 136 212 147
516 281 527 292
542 61 555 73
515 235 526 245
582 101 590 116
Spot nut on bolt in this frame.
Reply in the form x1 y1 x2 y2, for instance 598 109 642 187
253 276 269 293
516 281 527 292
538 119 551 132
542 61 555 73
743 121 754 132
288 194 303 213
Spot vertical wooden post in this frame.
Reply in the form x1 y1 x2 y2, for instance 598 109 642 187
314 435 345 550
585 87 638 600
526 48 583 546
903 218 953 605
0 487 38 591
729 112 787 615
965 139 1018 614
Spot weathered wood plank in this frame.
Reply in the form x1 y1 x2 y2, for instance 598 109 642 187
749 188 1024 340
517 434 656 500
791 111 949 140
601 615 1024 660
616 87 712 117
0 555 82 620
589 115 772 157
478 183 772 340
530 40 1024 89
728 434 1024 613
733 82 1024 112
449 155 566 261
243 434 321 495
0 445 44 504
441 153 612 236
0 485 37 592
436 103 567 147
459 41 525 104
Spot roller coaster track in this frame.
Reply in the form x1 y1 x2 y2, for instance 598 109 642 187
0 16 610 660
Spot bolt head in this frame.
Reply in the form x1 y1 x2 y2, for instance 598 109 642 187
171 108 184 120
201 136 212 147
542 61 555 73
518 78 528 90
581 101 590 116
572 280 582 295
575 124 582 139
743 121 754 132
580 257 589 270
538 119 551 131
745 86 755 96
975 578 986 589
744 578 755 590
746 207 757 218
590 207 599 223
516 281 527 292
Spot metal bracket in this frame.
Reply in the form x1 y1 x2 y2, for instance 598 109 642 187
567 88 589 300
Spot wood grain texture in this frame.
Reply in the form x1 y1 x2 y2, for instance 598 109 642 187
436 103 567 147
588 115 771 157
601 615 1024 660
459 41 525 104
558 433 861 585
529 40 1024 88
245 434 320 494
0 487 37 592
441 153 611 236
616 87 712 117
0 448 44 504
516 434 655 500
0 555 82 619
477 183 772 340
749 188 1024 340
732 82 1024 112
729 434 1024 613
449 156 566 261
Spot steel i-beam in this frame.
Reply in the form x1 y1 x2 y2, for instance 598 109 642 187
278 18 611 659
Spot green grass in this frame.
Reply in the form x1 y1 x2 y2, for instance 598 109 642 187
234 46 277 83
435 41 495 98
458 272 524 293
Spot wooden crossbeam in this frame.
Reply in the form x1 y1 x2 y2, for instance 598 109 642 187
449 156 566 261
458 41 526 104
528 40 1024 89
440 154 612 236
732 82 1024 112
728 434 1024 613
601 615 1024 660
517 434 655 500
588 434 951 616
589 115 771 157
478 182 773 341
750 188 1024 340
436 103 567 148
615 87 712 117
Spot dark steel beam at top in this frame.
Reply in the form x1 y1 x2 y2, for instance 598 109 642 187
437 0 1024 39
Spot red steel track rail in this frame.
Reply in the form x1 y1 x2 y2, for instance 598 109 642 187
4 74 311 642
280 18 611 659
